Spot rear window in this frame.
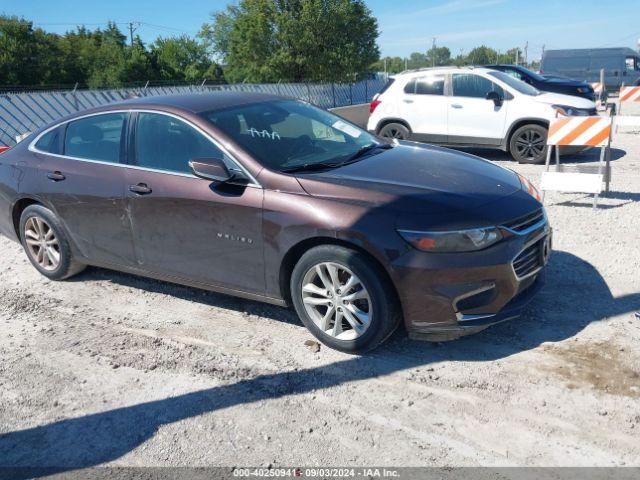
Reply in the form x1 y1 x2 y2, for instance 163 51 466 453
35 127 62 154
64 113 126 163
377 78 395 96
416 75 445 95
403 79 416 94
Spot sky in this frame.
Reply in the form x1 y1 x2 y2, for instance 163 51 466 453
2 0 640 60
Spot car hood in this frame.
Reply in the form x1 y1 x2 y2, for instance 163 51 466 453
543 77 589 87
534 91 595 108
295 143 523 215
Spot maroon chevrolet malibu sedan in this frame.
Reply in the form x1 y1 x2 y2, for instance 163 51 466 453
0 93 551 353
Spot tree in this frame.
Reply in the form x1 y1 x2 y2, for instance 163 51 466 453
426 46 451 67
0 16 61 86
466 46 498 66
200 0 380 83
152 35 220 83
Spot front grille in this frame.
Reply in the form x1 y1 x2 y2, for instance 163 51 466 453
502 208 544 233
512 237 545 279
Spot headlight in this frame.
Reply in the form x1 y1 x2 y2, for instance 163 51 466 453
517 173 541 201
552 104 590 116
398 227 502 253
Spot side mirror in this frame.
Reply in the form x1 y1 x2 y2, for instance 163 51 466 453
189 157 236 183
486 91 503 107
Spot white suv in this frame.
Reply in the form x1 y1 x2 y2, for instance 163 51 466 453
367 66 597 163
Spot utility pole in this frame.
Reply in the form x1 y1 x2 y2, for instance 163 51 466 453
431 37 436 67
524 41 529 66
384 57 387 74
128 22 139 46
405 58 408 71
515 49 519 65
542 44 546 59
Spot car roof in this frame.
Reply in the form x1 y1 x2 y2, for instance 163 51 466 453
393 66 494 78
107 91 283 114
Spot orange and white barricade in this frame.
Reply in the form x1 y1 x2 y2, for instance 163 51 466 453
591 82 606 109
619 86 640 103
541 116 612 209
615 86 640 132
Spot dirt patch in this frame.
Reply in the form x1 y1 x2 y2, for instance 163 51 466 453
544 341 640 398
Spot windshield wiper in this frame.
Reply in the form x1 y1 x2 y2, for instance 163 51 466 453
341 143 392 165
281 162 343 173
281 143 393 174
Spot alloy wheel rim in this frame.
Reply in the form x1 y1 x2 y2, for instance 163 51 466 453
515 129 545 160
24 216 60 271
301 262 372 340
382 127 404 139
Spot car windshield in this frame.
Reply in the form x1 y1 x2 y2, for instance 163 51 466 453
488 71 540 96
201 100 382 172
515 66 546 82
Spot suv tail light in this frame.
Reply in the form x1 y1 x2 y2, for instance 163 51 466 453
370 99 381 114
0 146 10 154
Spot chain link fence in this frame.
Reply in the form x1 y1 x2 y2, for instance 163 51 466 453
0 79 386 147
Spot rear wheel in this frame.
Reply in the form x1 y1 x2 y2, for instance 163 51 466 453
509 124 548 164
378 122 410 140
19 204 85 280
290 245 400 354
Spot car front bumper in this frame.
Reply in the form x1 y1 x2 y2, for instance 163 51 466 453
390 219 551 341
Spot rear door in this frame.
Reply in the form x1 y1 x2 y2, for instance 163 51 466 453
124 111 265 293
448 73 508 145
400 74 448 142
33 112 136 267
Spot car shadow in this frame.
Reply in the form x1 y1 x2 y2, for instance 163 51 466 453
67 266 300 326
1 251 639 477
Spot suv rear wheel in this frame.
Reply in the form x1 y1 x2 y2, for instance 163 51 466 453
509 124 548 164
290 245 400 354
378 122 410 140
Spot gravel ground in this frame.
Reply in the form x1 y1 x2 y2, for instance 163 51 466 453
0 124 639 470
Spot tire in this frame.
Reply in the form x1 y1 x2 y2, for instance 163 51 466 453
19 204 85 280
378 122 410 140
290 245 401 354
508 124 548 164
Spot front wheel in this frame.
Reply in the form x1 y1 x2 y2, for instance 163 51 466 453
290 245 400 354
509 124 548 164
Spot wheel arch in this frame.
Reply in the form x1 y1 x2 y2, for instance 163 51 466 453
278 236 400 309
11 196 42 240
375 117 413 135
504 118 550 150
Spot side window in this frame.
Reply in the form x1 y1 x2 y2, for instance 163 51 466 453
64 113 126 163
403 79 416 94
415 75 445 95
135 113 226 174
35 126 62 154
452 74 504 98
625 57 638 72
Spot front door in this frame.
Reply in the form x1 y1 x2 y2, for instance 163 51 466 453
401 74 448 142
448 73 508 146
36 112 136 267
124 111 265 294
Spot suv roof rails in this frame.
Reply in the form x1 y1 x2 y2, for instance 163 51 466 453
397 65 478 75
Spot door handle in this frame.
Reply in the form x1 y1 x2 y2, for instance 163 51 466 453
46 171 66 181
403 99 414 103
129 183 152 195
451 104 463 109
